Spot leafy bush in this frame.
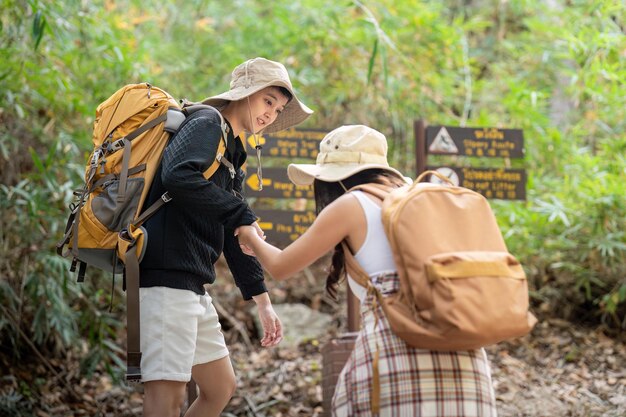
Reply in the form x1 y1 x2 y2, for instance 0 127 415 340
0 0 148 389
497 142 626 328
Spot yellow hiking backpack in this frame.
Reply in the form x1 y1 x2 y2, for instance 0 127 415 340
56 83 234 380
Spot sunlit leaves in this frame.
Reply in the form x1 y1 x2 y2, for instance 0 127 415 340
533 196 571 227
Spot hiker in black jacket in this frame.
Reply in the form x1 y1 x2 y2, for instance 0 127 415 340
139 57 312 417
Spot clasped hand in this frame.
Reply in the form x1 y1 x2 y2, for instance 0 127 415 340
234 222 265 256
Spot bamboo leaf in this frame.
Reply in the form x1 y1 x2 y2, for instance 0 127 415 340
32 10 47 51
367 38 378 84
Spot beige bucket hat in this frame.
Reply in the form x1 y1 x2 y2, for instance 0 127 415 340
201 57 313 133
287 125 405 186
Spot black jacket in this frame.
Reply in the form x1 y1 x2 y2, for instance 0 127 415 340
139 107 266 299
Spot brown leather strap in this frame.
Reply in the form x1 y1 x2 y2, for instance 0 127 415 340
349 183 391 201
117 138 132 204
416 169 454 185
341 241 371 289
341 240 383 414
90 164 146 192
68 186 90 258
56 206 78 256
131 192 170 228
125 112 168 142
371 334 381 414
124 241 142 381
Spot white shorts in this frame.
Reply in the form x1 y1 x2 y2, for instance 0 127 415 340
139 286 229 382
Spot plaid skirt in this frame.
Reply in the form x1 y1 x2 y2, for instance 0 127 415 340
332 273 497 417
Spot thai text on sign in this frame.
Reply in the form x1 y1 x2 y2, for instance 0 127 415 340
426 126 524 158
427 166 527 200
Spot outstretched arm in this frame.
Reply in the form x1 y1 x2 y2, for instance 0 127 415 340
236 193 362 280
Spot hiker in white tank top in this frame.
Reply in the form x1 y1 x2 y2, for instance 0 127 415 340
236 125 497 417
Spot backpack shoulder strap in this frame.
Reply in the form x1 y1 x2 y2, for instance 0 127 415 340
204 137 227 179
341 182 395 284
343 236 386 415
181 104 234 180
341 241 371 288
349 183 392 201
210 110 238 179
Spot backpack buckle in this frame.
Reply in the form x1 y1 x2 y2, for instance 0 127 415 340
125 366 142 383
216 154 236 179
161 192 172 203
109 139 125 152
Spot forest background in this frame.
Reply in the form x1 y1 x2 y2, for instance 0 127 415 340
1 0 625 416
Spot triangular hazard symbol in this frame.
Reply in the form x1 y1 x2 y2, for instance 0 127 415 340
429 127 458 154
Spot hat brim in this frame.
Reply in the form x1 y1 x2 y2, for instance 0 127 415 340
201 80 313 134
287 162 406 186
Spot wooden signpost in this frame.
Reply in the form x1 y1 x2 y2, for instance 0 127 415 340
244 127 362 417
415 121 527 200
252 209 317 246
245 168 315 200
426 125 524 158
244 127 326 245
425 166 527 200
244 127 327 160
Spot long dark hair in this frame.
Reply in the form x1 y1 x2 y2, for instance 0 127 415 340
314 169 406 299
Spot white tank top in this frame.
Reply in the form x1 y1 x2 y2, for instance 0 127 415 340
348 191 397 301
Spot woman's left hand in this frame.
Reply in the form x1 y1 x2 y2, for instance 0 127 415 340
235 223 265 256
252 293 284 347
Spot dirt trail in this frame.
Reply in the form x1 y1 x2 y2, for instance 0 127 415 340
5 269 624 416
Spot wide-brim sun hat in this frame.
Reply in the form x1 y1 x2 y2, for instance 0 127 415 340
201 57 313 134
287 124 405 186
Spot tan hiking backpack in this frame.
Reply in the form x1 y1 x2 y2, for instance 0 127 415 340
56 83 235 380
344 170 537 351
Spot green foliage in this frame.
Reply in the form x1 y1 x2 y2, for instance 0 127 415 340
0 0 138 385
0 388 31 417
0 2 625 408
497 140 626 326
